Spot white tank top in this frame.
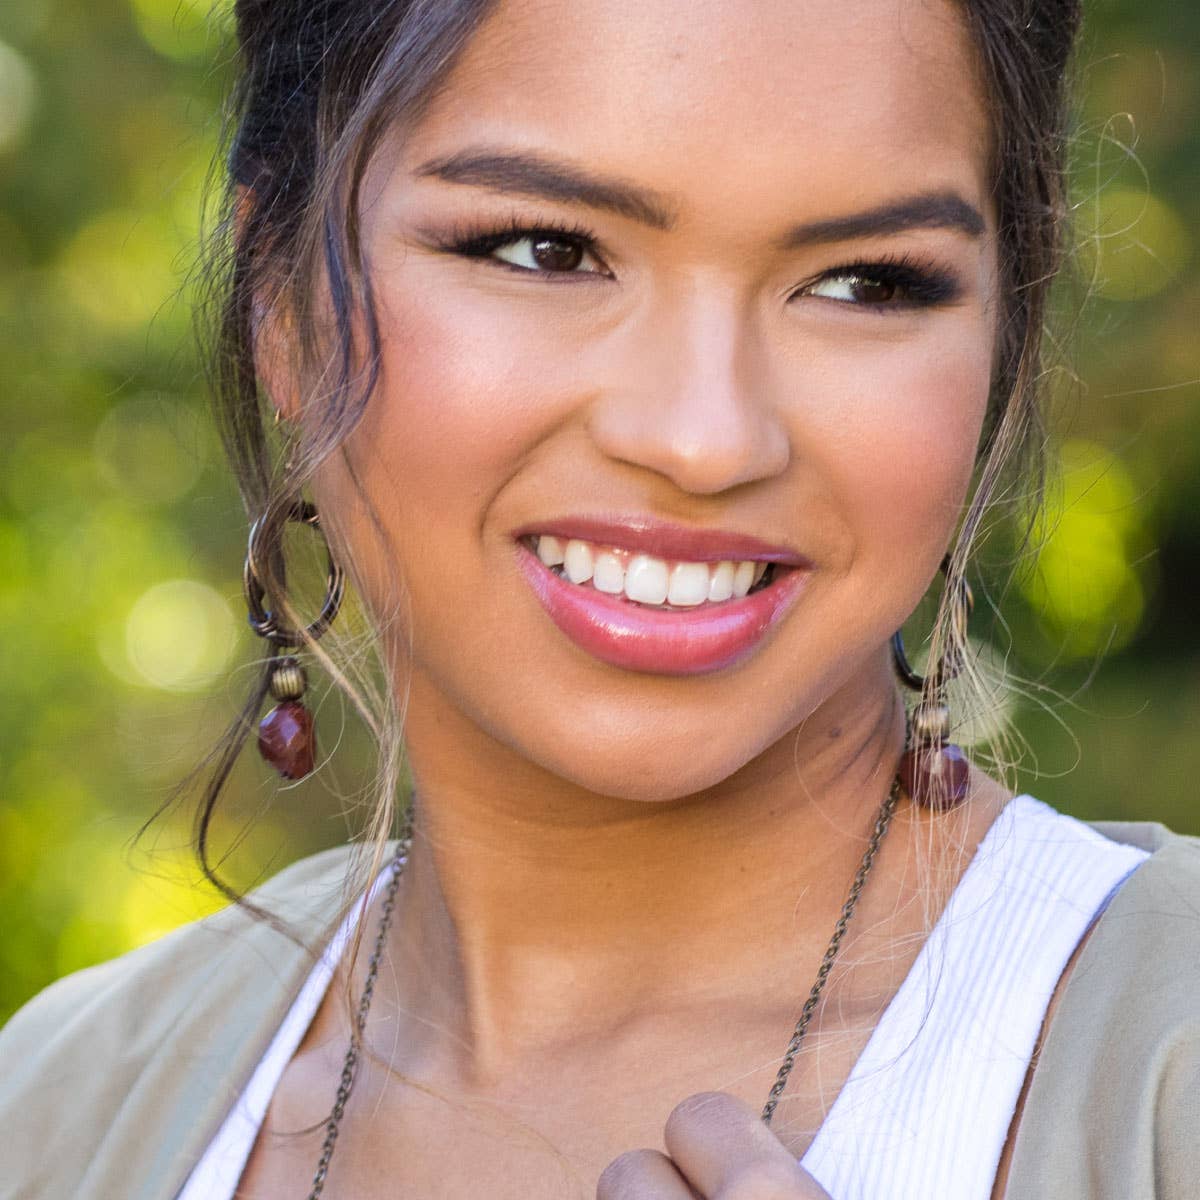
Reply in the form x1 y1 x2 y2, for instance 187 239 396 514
178 796 1148 1199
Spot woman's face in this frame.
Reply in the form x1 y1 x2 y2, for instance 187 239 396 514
314 0 999 801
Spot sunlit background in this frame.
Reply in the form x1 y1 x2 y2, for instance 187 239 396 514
1 0 1198 1021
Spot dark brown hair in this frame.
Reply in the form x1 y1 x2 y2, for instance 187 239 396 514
187 0 1083 897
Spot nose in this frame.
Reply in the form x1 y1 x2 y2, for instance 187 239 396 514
585 287 791 495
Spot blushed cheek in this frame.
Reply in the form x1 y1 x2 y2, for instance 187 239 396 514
354 278 582 505
821 335 993 570
325 277 581 640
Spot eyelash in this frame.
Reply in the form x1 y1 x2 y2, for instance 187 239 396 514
430 217 962 310
431 215 605 273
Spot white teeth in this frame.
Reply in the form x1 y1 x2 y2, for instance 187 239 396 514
732 560 756 598
535 536 776 608
592 550 625 594
624 554 669 605
563 539 594 584
537 535 566 567
708 561 735 602
667 561 710 606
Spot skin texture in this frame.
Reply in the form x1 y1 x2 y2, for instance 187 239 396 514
239 0 1024 1195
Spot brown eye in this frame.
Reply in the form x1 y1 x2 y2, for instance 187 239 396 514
530 237 584 271
850 277 897 304
807 273 900 304
795 260 959 310
492 232 601 274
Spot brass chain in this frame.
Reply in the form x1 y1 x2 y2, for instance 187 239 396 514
307 778 900 1193
307 838 410 1200
761 776 901 1123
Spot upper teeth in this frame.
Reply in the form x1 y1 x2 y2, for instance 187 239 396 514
534 536 769 607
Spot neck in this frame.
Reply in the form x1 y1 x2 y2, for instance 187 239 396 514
382 665 919 1078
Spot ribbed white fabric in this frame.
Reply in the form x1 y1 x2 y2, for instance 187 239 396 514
799 795 1148 1198
179 796 1147 1199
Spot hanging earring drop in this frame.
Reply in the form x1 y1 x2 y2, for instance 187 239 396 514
243 500 345 780
891 557 974 810
259 652 314 779
897 698 970 810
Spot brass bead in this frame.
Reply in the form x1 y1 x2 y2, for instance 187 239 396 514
269 656 307 702
909 701 950 746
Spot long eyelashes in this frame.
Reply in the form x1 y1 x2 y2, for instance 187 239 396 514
430 217 963 310
429 216 608 275
796 254 964 308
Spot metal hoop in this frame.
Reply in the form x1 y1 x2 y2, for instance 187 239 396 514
243 500 346 648
891 556 974 693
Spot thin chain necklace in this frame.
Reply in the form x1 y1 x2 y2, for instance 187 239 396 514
306 777 902 1197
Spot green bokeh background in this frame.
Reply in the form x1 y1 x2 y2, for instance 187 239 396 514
1 0 1198 1023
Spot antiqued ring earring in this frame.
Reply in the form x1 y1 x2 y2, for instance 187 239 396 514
891 556 974 810
243 500 345 780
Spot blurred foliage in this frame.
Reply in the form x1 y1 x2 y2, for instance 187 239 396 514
1 0 1198 1023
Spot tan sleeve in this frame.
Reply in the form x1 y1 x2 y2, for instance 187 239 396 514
1153 1023 1200 1196
1007 833 1200 1199
0 844 358 1200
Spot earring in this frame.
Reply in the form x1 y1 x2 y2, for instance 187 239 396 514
891 557 974 810
243 500 345 780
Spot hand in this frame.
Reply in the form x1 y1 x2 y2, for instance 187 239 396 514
597 1092 834 1198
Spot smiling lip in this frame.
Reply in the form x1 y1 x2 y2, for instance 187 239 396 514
512 519 811 676
510 516 808 565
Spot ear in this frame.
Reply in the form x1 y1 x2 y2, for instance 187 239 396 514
252 293 302 425
236 184 302 424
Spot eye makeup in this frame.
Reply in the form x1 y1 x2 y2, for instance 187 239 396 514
421 213 966 310
424 214 611 279
793 252 965 310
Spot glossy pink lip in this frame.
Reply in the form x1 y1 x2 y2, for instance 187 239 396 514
510 516 807 566
514 541 810 676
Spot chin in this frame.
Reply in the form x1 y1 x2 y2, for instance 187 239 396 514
527 724 779 805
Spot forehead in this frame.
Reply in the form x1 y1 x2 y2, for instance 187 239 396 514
406 0 993 222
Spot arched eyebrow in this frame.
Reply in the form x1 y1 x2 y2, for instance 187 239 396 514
414 148 678 230
413 147 986 244
776 193 986 247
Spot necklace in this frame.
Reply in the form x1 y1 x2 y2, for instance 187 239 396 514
306 776 902 1197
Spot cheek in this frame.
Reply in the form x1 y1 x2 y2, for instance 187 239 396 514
874 344 987 522
775 313 994 649
324 269 590 664
816 247 1000 546
349 272 583 515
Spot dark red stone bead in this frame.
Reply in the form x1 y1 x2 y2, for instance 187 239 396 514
899 741 970 810
258 700 316 780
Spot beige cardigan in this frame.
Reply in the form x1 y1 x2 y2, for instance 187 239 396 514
2 820 1199 1199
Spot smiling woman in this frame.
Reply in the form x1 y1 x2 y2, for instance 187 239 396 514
2 1 1198 1199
